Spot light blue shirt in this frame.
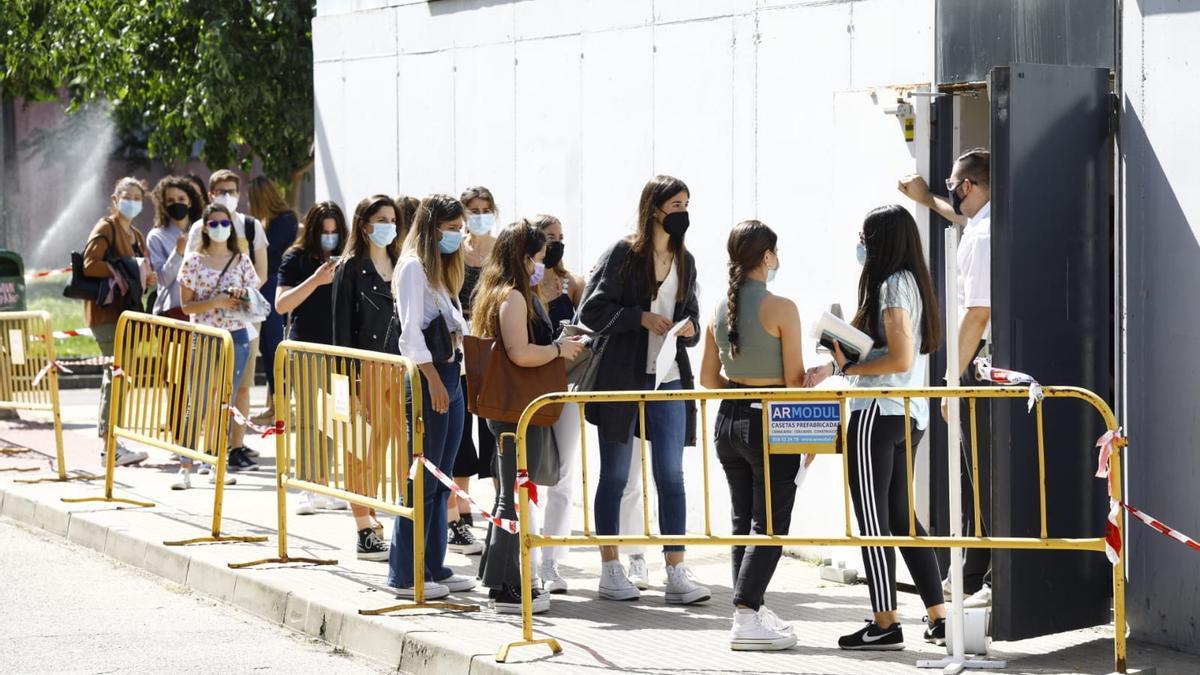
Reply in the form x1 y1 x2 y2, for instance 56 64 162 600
145 223 187 314
848 270 929 429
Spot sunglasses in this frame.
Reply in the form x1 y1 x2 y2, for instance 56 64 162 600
207 220 233 229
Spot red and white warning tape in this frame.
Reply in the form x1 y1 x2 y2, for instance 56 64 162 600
31 360 73 387
30 328 95 340
408 454 523 534
1094 429 1200 564
25 266 71 280
974 356 1043 412
225 404 285 438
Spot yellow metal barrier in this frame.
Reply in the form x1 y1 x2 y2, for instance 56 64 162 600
0 311 84 482
62 312 267 547
498 385 1128 674
228 340 477 615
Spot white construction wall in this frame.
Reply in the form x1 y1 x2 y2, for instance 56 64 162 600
313 0 936 573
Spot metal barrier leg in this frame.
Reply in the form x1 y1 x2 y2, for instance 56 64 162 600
496 429 561 662
61 369 155 509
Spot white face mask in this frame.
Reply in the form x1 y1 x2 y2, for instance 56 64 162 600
215 193 239 213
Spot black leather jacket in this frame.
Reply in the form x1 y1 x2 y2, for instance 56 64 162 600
332 256 395 353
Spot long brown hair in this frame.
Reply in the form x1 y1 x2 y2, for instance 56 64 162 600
393 194 420 245
290 201 347 258
151 175 202 228
400 194 466 296
851 205 942 353
470 221 548 338
343 195 401 265
629 175 689 301
248 175 296 226
724 220 778 358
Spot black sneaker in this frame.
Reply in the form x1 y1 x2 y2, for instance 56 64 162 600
461 512 474 529
356 527 389 561
448 519 483 555
923 616 946 645
489 585 549 614
227 448 259 472
838 620 905 651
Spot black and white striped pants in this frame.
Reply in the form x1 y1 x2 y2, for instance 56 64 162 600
848 400 945 613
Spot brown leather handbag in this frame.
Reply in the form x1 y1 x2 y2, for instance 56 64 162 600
464 332 565 427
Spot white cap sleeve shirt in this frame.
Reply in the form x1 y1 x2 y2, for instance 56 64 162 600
957 201 992 339
393 257 468 363
645 260 680 384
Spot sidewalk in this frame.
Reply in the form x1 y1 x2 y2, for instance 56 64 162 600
1 388 1192 674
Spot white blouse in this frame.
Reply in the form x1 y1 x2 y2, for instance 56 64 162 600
646 260 680 384
392 256 468 363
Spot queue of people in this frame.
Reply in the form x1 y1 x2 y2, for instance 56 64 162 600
77 150 990 651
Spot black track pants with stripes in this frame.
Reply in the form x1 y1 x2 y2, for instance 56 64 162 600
847 400 945 613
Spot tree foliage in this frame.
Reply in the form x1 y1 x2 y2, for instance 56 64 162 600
0 1 315 184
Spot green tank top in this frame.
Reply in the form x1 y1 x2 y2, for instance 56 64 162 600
713 279 784 380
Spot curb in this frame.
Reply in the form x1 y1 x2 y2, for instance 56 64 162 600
0 484 520 674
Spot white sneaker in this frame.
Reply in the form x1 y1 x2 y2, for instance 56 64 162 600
598 560 640 601
170 470 192 491
758 606 795 634
664 563 711 605
295 492 317 515
392 581 450 600
197 464 211 475
540 560 568 594
627 554 650 590
104 443 148 467
730 608 797 651
942 577 953 600
208 472 236 486
435 574 477 593
964 585 992 608
327 497 349 511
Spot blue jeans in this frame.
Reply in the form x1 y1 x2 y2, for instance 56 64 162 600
181 328 250 450
388 361 463 588
595 377 687 552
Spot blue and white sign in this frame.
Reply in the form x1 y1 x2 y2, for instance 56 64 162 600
767 401 840 453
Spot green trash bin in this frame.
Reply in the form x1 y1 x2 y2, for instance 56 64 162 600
0 250 25 311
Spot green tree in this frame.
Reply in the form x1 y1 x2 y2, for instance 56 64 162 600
0 0 315 192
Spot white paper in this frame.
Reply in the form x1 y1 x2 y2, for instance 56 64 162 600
794 455 811 488
654 319 691 389
330 373 351 422
8 329 24 365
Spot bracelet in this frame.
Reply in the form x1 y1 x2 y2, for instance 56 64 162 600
831 361 844 377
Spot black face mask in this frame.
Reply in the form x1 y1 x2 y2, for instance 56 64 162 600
662 210 690 238
543 241 565 269
165 202 190 221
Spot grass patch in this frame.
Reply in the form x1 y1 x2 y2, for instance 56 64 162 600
26 278 100 358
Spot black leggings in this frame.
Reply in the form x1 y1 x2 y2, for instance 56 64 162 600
848 400 944 613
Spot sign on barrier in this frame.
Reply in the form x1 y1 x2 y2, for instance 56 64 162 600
61 312 267 547
497 385 1130 674
228 340 477 615
767 400 840 451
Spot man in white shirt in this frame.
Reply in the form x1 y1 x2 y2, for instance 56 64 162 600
898 148 994 607
186 169 268 471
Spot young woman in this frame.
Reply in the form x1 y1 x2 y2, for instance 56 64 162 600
471 221 586 613
444 185 499 556
527 214 586 594
248 176 300 425
577 175 709 604
699 220 806 651
387 194 476 599
330 195 402 561
81 177 154 467
275 201 349 517
148 176 203 320
175 202 260 489
807 204 948 650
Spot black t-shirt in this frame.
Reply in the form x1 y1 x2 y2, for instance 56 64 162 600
277 249 334 345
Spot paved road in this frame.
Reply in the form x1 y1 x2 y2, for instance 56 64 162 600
0 516 388 674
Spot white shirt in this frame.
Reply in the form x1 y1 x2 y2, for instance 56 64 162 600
957 201 991 338
186 211 268 257
392 257 468 364
646 261 680 384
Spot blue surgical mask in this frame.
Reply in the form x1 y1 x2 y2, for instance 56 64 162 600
118 199 142 220
320 233 340 252
855 242 867 266
439 229 463 254
368 222 397 248
208 224 232 243
467 212 495 236
766 266 778 283
530 261 546 286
